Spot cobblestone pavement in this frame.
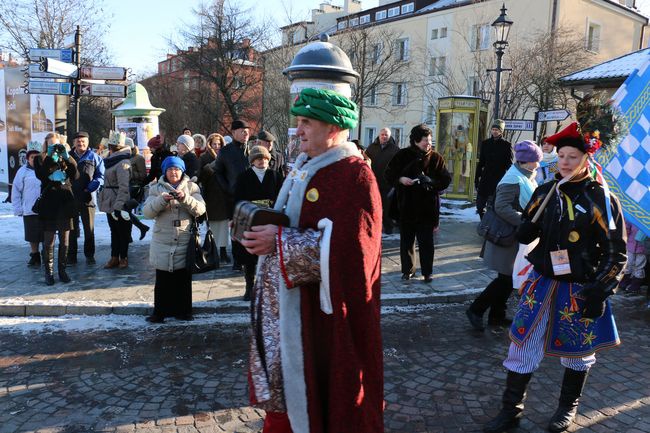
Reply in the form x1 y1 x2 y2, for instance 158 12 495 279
1 294 649 433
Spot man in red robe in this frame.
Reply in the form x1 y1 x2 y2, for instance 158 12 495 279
241 88 384 433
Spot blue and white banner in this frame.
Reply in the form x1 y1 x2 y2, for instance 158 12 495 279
598 52 650 236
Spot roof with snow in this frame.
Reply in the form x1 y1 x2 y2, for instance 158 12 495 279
559 48 650 88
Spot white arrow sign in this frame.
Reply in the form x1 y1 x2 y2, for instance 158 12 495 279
80 84 127 98
28 80 72 95
505 119 535 131
42 58 78 78
537 109 570 122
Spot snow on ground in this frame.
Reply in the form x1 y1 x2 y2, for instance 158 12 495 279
0 302 460 334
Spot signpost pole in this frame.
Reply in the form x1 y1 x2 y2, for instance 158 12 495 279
74 25 81 134
533 111 538 142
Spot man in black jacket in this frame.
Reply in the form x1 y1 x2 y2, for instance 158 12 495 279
366 128 400 233
213 120 250 271
474 120 513 218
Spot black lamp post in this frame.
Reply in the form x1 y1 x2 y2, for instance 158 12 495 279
490 4 513 120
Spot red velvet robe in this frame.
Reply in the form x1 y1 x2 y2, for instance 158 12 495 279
289 157 384 433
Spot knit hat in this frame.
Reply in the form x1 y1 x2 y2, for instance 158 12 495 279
107 130 126 149
291 88 358 130
125 137 134 149
491 119 505 132
545 122 587 153
26 141 41 156
176 134 194 152
514 140 543 163
248 145 271 163
257 130 276 142
161 156 186 174
147 135 163 150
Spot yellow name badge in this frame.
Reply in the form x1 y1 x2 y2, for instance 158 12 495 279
306 188 319 202
550 249 571 275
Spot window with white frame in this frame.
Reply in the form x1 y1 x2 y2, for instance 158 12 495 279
425 104 435 125
393 83 407 105
440 27 448 38
586 22 601 52
365 127 377 147
467 76 480 96
338 21 347 30
397 38 409 61
391 127 404 147
388 6 400 17
376 10 386 20
470 24 491 51
371 43 382 64
360 14 370 24
366 86 378 106
402 2 414 13
350 17 359 26
429 56 446 76
431 28 438 40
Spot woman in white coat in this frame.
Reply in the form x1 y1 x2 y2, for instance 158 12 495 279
143 156 206 323
12 144 44 266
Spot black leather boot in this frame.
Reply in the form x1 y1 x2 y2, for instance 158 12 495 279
547 368 589 432
243 264 255 301
43 247 55 286
220 247 231 264
28 252 41 267
58 244 71 283
484 371 533 433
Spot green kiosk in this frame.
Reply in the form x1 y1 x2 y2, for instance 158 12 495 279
436 95 489 201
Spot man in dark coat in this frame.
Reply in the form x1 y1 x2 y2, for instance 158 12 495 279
69 131 104 265
366 127 399 233
256 130 287 175
214 120 251 271
474 119 513 218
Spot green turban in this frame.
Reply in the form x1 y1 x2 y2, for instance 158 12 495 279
291 88 358 130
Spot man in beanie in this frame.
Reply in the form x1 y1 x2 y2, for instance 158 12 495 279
213 119 251 271
145 135 172 185
257 129 287 175
467 140 542 331
241 88 383 433
475 119 513 218
69 131 105 265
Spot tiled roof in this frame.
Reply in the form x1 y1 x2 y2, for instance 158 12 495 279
560 48 650 84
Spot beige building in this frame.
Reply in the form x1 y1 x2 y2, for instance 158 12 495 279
266 0 648 148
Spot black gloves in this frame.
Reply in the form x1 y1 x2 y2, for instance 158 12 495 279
580 283 608 319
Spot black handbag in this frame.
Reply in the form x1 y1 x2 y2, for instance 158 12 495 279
32 184 53 214
186 213 219 274
476 202 517 247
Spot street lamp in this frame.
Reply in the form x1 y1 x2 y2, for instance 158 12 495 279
490 4 513 120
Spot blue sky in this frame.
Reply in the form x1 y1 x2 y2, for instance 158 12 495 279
108 0 379 76
108 0 648 77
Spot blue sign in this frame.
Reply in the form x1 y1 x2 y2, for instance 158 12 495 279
28 48 74 63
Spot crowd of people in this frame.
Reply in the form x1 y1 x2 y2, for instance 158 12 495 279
8 86 649 433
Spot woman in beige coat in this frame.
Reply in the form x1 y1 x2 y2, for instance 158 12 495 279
98 131 132 269
143 156 206 323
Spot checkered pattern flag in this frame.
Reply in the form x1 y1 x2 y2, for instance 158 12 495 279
598 52 650 236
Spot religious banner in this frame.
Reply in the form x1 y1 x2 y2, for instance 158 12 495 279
599 52 650 236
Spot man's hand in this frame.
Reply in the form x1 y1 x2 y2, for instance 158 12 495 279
240 224 278 255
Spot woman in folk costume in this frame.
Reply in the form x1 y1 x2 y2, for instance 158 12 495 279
483 101 627 433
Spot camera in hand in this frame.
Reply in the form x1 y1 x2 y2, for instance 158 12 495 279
54 144 66 153
416 175 434 192
169 191 180 199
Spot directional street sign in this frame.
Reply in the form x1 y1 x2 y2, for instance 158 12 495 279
504 119 535 131
28 48 74 63
80 67 127 81
41 58 79 77
28 80 72 95
80 84 127 98
537 109 570 122
27 64 65 79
